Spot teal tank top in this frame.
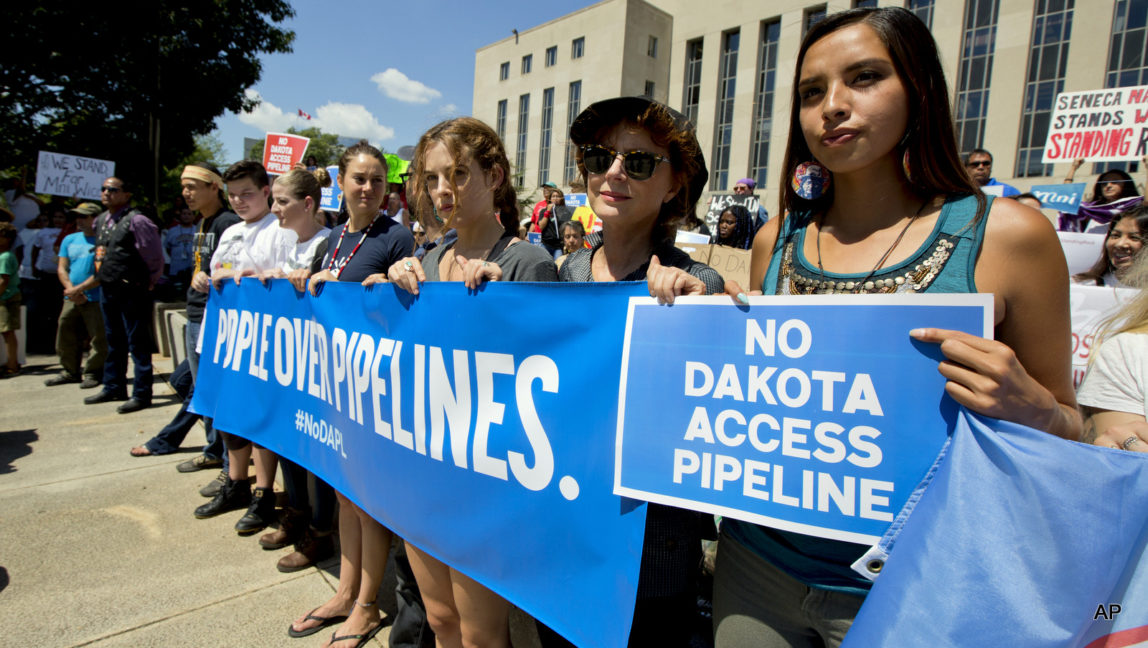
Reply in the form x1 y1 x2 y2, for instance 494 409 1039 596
725 193 991 594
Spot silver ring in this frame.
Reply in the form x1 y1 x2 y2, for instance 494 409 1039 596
1122 436 1141 451
404 260 413 271
483 262 489 267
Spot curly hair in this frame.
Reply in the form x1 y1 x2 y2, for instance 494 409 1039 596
408 118 518 235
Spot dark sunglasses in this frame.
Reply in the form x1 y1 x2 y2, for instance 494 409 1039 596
966 161 991 168
100 186 122 193
580 145 668 180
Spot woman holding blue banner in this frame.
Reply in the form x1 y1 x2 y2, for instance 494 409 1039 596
288 143 414 646
717 8 1080 647
385 117 556 648
543 96 724 647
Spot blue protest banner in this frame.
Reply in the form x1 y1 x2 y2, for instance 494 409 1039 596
843 410 1148 648
190 280 648 648
614 294 992 544
564 193 587 208
319 165 342 211
1030 182 1086 214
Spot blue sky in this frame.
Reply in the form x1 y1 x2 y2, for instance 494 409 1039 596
212 0 597 161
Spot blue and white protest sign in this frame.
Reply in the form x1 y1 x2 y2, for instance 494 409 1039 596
1031 182 1087 215
319 165 342 211
564 192 587 208
191 280 648 648
614 294 992 544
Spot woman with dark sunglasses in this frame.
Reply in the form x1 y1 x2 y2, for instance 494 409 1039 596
540 97 723 647
1060 157 1146 233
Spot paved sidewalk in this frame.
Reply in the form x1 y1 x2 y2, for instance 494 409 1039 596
0 353 540 647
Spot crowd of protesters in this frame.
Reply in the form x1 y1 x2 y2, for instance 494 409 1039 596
6 6 1148 647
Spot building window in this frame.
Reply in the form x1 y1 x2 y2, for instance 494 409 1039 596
572 37 584 59
1101 0 1148 174
546 46 557 67
955 0 1001 157
1015 0 1074 178
804 6 827 36
682 39 704 126
907 0 935 29
496 99 508 142
516 94 530 189
564 81 582 184
644 81 655 98
1107 0 1148 88
538 88 555 186
712 30 739 191
522 54 532 75
648 36 658 58
750 20 781 189
499 61 509 81
853 0 877 6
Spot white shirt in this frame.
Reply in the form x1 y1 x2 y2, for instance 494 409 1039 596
1078 332 1148 416
209 212 294 274
283 227 330 272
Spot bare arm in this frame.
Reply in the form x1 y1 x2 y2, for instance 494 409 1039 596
916 197 1080 439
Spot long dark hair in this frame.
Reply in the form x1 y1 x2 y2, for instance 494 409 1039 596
778 7 984 222
1075 203 1148 284
714 205 755 249
1089 169 1140 205
409 118 518 235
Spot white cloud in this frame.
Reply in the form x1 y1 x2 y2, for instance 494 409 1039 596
371 68 443 104
436 103 460 117
237 90 394 143
313 102 395 142
236 89 300 133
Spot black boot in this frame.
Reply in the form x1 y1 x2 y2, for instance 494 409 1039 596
235 486 276 535
194 477 251 519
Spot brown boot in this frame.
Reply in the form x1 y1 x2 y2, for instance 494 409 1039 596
258 508 304 550
276 528 336 573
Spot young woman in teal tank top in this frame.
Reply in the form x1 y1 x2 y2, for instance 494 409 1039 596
716 8 1081 647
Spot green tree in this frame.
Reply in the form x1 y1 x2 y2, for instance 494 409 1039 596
247 127 348 167
0 0 294 206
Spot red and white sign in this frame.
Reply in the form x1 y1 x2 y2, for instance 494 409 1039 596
262 132 310 175
1069 284 1136 389
1042 85 1148 164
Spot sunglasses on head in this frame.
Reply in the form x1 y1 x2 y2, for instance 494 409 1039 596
580 145 668 181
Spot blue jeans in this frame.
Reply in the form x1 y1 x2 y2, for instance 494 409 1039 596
186 317 224 464
99 287 153 400
143 360 199 454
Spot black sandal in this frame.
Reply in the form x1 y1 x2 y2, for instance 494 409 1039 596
327 621 383 647
287 607 348 638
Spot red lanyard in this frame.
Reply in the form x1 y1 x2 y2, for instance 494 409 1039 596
327 213 379 277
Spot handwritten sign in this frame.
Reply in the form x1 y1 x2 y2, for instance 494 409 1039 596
1042 86 1148 163
262 133 310 175
684 244 751 288
34 151 114 200
706 194 762 231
